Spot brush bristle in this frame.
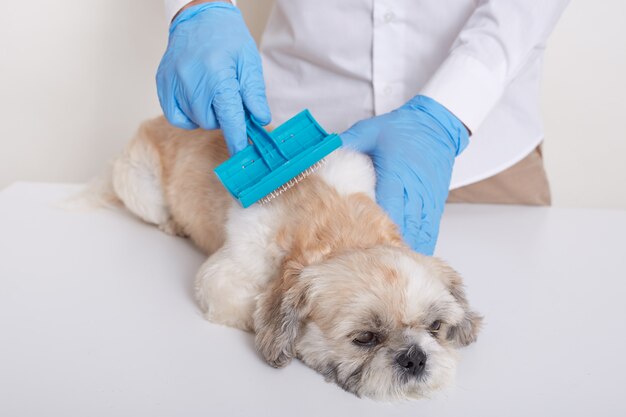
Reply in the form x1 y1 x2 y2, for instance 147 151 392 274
258 159 326 205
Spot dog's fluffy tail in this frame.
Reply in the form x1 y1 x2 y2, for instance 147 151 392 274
58 162 122 211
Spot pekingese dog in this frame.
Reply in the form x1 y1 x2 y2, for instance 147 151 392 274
103 116 482 400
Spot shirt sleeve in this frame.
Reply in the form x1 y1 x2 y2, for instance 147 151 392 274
164 0 191 22
164 0 237 23
420 0 570 133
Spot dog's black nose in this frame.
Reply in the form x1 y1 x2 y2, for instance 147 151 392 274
396 345 427 377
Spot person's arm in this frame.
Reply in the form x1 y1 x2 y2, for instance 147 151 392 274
342 1 570 255
421 0 570 132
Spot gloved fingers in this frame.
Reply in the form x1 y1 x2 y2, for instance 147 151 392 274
403 184 440 256
212 77 248 155
156 64 199 130
161 91 199 130
173 66 218 131
373 166 406 236
167 101 200 130
339 119 381 154
239 52 271 125
409 216 439 256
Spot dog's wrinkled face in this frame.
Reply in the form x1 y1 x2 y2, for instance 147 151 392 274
254 246 482 400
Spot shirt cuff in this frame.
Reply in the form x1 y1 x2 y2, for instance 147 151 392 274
165 0 191 22
420 52 506 133
165 0 237 23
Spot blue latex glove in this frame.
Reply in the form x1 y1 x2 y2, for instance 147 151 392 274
157 2 270 155
340 95 469 255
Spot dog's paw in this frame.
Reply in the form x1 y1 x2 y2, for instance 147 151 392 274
203 304 254 332
158 217 187 237
265 351 293 368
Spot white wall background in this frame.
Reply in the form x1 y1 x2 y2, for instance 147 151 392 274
541 0 626 209
1 0 624 209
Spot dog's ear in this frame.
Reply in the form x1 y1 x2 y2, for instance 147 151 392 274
254 258 311 368
433 260 483 347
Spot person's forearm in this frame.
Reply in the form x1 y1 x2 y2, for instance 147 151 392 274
421 0 570 133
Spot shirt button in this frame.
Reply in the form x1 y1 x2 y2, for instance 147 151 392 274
384 11 395 23
384 85 393 95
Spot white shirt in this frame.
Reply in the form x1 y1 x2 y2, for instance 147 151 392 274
165 0 569 188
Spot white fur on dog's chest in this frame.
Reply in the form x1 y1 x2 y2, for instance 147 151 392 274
224 149 376 278
210 149 377 327
315 149 376 200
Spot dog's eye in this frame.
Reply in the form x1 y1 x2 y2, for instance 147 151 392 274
429 320 442 333
353 331 378 347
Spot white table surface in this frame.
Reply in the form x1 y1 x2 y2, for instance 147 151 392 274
1 182 625 416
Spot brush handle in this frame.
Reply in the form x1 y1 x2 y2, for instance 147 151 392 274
245 113 287 170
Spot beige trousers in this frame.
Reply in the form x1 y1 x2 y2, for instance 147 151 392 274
447 145 551 205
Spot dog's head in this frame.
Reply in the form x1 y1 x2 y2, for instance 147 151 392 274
254 245 482 400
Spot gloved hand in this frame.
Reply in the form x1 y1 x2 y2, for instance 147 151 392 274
340 95 469 255
157 2 271 155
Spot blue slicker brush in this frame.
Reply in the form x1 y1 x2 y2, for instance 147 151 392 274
214 110 342 208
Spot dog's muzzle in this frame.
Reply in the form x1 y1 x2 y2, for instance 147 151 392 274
396 345 427 378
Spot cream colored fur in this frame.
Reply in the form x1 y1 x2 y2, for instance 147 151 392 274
106 116 481 400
